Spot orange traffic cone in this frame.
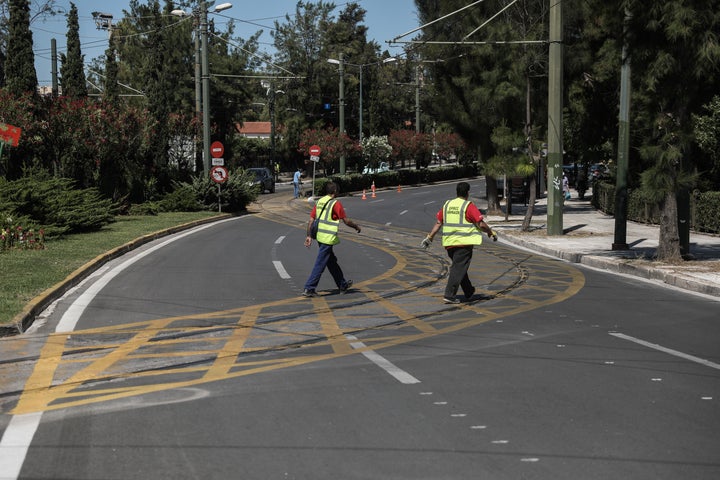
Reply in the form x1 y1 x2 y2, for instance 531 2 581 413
397 184 402 193
361 189 367 200
371 181 376 198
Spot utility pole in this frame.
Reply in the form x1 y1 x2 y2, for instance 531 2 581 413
613 8 632 250
51 39 58 97
339 53 346 174
415 64 421 134
200 1 211 177
547 0 564 235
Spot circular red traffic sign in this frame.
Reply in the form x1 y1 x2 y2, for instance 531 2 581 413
309 145 321 156
210 166 228 183
210 141 224 158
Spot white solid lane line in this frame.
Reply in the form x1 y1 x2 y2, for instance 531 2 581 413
0 413 43 480
610 332 720 370
346 335 421 384
0 217 242 480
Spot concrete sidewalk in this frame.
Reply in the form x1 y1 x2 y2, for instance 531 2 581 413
479 190 720 298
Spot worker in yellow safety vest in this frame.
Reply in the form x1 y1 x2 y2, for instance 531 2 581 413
421 182 497 304
302 182 361 297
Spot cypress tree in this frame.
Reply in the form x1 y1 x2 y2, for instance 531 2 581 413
5 0 39 96
60 2 87 98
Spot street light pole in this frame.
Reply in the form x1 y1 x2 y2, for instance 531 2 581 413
339 53 346 174
359 65 364 143
174 2 232 177
200 1 211 177
415 64 421 134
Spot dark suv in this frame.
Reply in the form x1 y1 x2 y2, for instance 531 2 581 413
248 167 275 193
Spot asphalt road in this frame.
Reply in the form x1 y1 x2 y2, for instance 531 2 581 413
1 180 719 480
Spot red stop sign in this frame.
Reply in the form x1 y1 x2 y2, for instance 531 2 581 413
309 145 321 156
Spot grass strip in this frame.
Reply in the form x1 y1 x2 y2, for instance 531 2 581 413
0 212 223 326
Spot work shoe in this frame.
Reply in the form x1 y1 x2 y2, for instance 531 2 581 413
340 279 353 293
464 287 476 301
302 289 317 297
443 296 460 304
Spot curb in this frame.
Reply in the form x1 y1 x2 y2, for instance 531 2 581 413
503 232 720 298
1 214 232 337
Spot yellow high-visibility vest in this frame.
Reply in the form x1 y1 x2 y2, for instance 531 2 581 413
315 196 339 245
441 197 482 247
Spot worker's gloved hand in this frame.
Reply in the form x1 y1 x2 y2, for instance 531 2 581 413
489 230 498 241
420 236 432 249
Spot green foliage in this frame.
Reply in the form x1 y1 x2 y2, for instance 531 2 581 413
189 169 258 212
127 202 160 216
0 172 115 236
695 192 720 234
592 182 720 234
59 3 87 99
319 164 478 197
159 182 204 212
5 0 38 96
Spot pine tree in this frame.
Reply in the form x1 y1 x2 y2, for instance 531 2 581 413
5 0 38 96
59 2 87 98
629 0 720 261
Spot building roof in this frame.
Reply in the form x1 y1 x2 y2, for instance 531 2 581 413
236 122 271 136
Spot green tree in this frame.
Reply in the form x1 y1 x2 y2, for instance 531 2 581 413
4 0 38 96
628 0 720 261
693 96 720 187
415 0 527 212
59 2 87 98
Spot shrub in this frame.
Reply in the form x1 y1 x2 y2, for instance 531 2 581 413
695 191 720 233
128 202 160 216
191 169 258 212
0 173 115 236
159 182 204 212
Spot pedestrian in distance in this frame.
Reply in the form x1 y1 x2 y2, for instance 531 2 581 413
421 181 497 304
302 182 361 297
293 168 304 199
562 172 571 201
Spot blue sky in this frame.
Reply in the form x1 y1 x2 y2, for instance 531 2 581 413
30 0 420 87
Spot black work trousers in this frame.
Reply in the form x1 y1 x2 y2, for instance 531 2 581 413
445 245 474 299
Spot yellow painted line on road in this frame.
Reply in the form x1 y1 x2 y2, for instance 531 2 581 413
10 213 586 415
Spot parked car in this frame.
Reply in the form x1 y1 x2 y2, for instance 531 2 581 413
589 163 609 181
362 161 390 175
247 167 275 193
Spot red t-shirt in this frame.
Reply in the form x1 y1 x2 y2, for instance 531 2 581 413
436 200 483 223
311 199 346 221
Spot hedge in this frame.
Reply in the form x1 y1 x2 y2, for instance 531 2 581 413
311 164 479 197
592 181 720 234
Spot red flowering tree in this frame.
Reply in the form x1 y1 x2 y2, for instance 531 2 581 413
434 132 468 164
299 127 359 175
389 129 432 169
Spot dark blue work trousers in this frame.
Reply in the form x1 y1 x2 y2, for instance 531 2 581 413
304 242 349 291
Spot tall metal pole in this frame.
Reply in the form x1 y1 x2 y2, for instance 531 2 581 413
415 64 421 134
270 88 276 168
613 8 632 250
194 13 202 174
51 38 58 97
200 1 211 177
359 65 364 143
339 52 346 174
546 0 564 235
